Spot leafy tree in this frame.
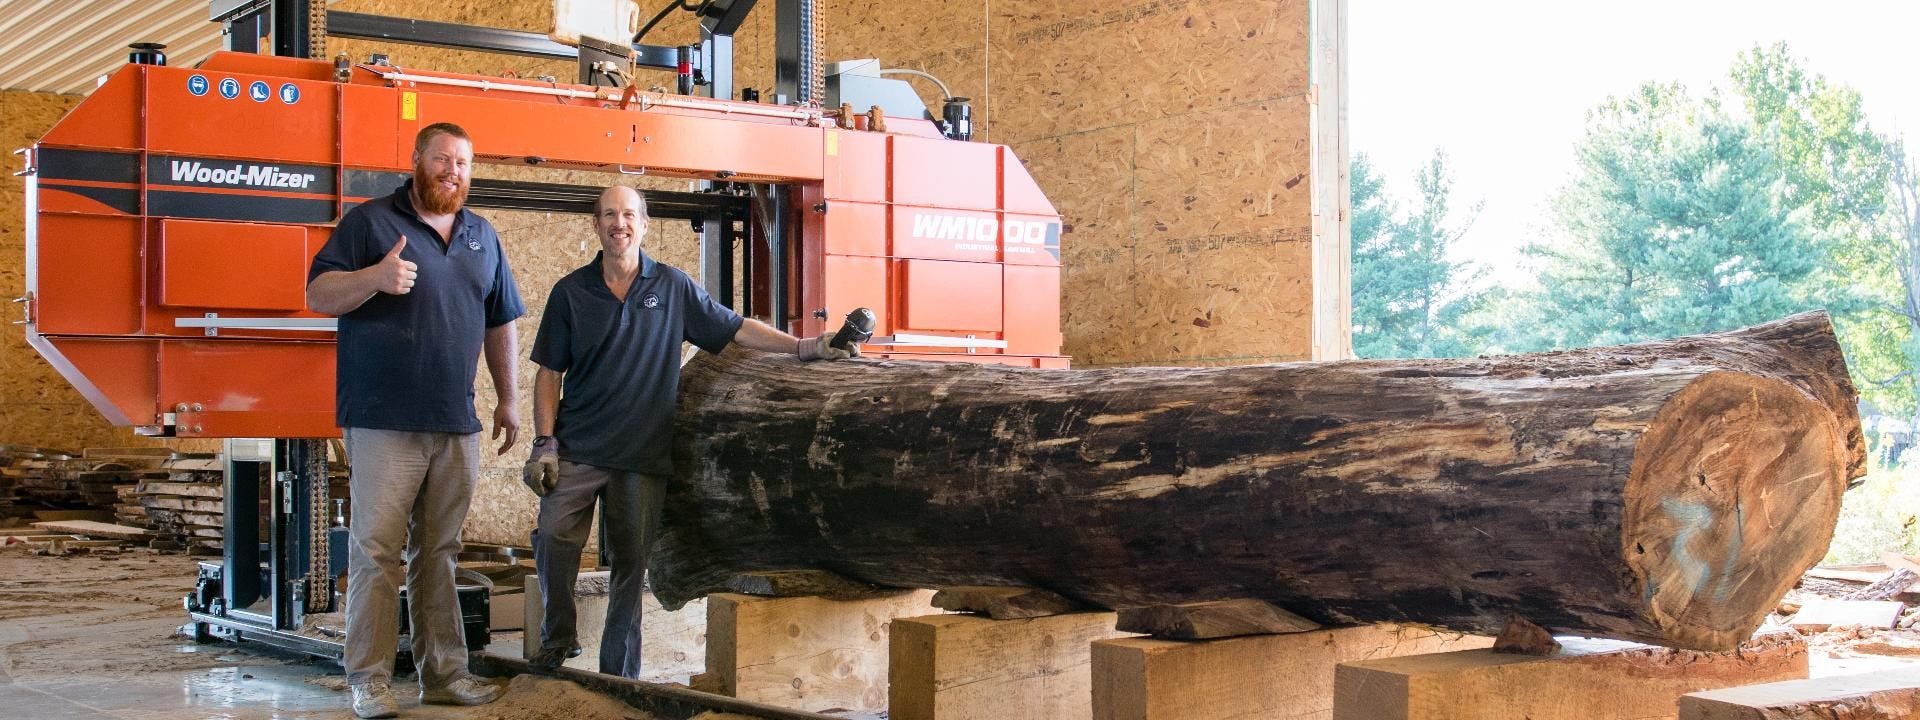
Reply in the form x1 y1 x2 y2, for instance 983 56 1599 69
1528 82 1821 349
1351 151 1487 358
1729 43 1911 417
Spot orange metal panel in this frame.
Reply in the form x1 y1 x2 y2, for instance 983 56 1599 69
196 52 335 82
822 129 886 201
145 66 337 166
39 67 141 151
157 340 336 437
158 219 308 311
892 135 995 209
340 84 402 168
823 201 886 257
891 206 1000 262
1001 146 1060 216
1004 265 1064 357
898 259 1002 333
416 92 825 181
30 337 158 426
35 214 143 335
821 254 890 335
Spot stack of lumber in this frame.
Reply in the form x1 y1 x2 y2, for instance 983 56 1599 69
0 445 79 519
128 456 225 552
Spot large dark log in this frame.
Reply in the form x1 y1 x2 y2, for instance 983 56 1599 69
653 312 1864 651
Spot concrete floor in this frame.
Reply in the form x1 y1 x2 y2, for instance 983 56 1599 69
0 548 540 720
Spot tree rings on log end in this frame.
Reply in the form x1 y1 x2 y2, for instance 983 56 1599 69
1623 372 1847 651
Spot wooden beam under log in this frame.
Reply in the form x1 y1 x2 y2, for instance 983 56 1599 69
652 312 1864 651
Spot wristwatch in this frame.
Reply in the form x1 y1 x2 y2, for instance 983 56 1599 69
533 436 555 449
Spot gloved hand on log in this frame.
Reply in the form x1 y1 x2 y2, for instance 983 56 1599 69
797 332 859 361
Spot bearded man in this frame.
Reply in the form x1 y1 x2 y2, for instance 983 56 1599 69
307 122 525 718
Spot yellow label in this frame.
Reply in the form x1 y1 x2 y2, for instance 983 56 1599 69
401 92 417 120
825 130 839 157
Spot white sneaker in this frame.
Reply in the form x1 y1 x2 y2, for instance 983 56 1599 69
350 681 399 719
421 676 504 706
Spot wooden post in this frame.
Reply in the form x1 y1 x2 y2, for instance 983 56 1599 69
1092 624 1489 720
890 611 1136 720
1332 633 1808 720
1678 668 1920 719
705 590 934 713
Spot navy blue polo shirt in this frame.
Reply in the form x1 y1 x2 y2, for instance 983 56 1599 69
308 180 526 433
531 251 743 475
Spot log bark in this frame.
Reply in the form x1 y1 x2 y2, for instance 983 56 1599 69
653 312 1864 651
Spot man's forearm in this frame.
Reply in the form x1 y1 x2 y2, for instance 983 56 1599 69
306 269 376 315
533 367 561 437
732 318 802 353
484 323 519 405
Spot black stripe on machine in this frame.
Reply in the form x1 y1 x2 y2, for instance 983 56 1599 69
37 148 139 184
148 191 335 224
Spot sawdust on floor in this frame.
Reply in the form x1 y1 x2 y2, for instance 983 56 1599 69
468 674 657 720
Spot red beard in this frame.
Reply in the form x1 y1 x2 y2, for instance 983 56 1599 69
412 167 469 215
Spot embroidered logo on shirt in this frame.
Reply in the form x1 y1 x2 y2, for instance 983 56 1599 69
466 236 481 251
642 293 659 308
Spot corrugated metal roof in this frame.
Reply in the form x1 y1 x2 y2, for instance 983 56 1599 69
0 0 227 95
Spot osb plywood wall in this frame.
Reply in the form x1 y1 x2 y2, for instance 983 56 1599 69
820 0 1316 367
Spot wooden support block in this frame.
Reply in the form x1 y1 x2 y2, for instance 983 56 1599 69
521 572 707 683
1115 599 1320 640
931 586 1081 619
1790 599 1906 631
890 611 1136 720
1678 668 1920 719
1093 623 1491 720
706 590 934 713
724 569 898 601
1332 633 1808 720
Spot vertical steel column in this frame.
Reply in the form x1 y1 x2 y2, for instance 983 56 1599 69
773 0 818 105
272 0 313 58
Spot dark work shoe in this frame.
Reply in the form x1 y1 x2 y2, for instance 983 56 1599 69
529 645 569 671
568 643 583 658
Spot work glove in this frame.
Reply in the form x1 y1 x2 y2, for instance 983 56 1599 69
796 332 859 361
522 438 559 497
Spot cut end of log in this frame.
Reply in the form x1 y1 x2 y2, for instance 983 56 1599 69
1623 372 1847 651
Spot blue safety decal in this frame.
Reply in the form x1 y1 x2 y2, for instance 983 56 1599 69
248 80 270 102
278 83 300 105
187 75 209 96
218 77 240 99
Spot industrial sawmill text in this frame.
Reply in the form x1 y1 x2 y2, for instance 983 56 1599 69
167 160 321 190
909 212 1060 254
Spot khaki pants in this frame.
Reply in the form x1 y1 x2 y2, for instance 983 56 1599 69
533 461 667 679
342 427 480 687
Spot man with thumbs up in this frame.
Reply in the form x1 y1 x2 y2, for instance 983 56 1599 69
307 122 523 718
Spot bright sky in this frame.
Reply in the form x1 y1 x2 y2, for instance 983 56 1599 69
1349 1 1920 286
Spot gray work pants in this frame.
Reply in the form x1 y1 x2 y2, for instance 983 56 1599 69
342 427 480 688
532 460 667 679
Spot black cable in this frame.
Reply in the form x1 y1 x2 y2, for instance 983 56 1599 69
634 0 709 43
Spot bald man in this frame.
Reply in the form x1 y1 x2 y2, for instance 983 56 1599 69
522 185 855 678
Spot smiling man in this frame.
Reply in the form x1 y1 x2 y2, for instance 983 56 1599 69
307 122 522 718
521 185 854 679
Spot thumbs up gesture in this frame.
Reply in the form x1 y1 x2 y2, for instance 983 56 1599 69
371 236 418 295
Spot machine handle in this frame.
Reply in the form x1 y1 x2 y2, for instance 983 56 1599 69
830 307 876 351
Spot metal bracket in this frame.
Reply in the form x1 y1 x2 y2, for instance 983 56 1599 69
11 293 30 326
176 315 339 337
12 147 34 176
